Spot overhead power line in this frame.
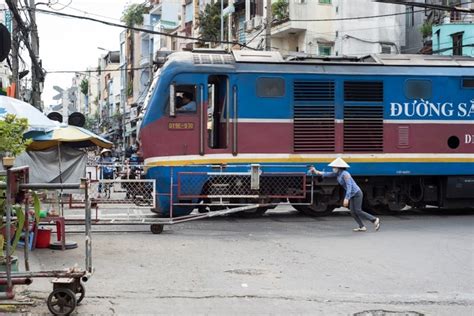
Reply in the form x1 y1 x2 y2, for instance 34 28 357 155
375 0 474 13
33 8 256 50
32 6 464 48
291 1 473 22
46 66 148 74
290 8 427 22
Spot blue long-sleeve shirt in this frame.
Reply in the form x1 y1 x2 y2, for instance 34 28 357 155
321 170 361 200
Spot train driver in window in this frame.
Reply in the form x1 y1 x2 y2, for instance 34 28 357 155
178 91 197 112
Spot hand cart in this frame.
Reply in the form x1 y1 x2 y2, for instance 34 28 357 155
0 166 93 315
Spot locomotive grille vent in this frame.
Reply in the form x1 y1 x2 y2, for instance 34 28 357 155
294 106 335 152
193 54 234 65
344 106 384 152
294 81 335 102
344 81 383 102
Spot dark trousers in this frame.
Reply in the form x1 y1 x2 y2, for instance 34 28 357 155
349 190 376 228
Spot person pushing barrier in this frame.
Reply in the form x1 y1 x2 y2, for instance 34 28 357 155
309 157 381 232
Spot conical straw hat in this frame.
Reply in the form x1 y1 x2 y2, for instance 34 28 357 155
328 157 350 168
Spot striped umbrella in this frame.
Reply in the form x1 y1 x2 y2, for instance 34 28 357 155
28 125 113 150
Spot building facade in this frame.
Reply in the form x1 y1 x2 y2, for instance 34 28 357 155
432 2 474 56
98 51 121 142
242 0 407 56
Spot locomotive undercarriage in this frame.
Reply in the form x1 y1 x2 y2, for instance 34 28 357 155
180 173 474 218
311 175 474 213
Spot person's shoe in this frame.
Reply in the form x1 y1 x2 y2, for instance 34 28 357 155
374 218 380 231
353 227 367 232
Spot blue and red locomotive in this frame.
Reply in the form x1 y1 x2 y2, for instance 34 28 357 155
139 50 474 217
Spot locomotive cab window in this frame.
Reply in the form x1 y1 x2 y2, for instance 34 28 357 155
404 80 432 99
172 85 197 114
256 77 285 98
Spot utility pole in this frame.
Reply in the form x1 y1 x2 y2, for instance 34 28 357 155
265 0 272 51
28 0 41 110
10 0 19 98
221 0 224 48
6 0 44 105
228 1 233 51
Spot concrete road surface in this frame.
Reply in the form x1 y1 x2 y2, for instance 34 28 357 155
7 208 474 315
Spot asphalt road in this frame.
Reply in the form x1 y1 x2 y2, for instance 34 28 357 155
8 208 474 315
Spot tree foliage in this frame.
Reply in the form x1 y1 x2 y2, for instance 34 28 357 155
121 3 150 27
80 79 89 96
420 22 433 38
272 0 289 21
0 114 32 157
198 2 222 43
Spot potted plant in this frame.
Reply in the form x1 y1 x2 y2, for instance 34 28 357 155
420 22 433 40
0 114 37 291
0 114 32 168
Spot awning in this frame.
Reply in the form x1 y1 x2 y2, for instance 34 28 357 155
27 125 113 150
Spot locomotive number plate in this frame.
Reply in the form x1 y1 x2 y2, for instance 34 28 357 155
168 122 195 130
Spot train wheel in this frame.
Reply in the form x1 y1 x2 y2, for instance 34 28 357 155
292 203 333 216
150 224 164 234
292 204 309 214
388 201 407 212
47 288 77 316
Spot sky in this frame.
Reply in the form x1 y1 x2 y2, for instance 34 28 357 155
33 0 142 107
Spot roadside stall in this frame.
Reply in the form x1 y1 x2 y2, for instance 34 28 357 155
0 98 103 313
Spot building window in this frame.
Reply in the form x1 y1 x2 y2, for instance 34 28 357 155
405 80 432 100
452 32 464 56
451 10 461 22
319 45 331 56
319 0 331 4
256 77 285 98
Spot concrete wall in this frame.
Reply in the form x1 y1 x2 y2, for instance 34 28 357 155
289 0 335 54
272 31 306 54
251 0 336 54
335 0 405 56
432 23 474 56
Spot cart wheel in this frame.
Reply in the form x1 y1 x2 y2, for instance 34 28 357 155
75 282 85 304
150 224 164 234
47 288 77 316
